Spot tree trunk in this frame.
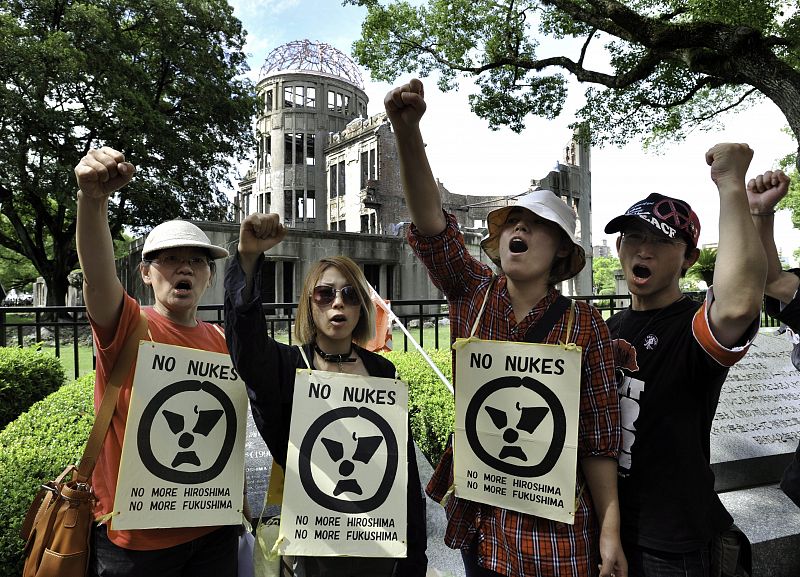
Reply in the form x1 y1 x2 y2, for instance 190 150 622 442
45 270 70 309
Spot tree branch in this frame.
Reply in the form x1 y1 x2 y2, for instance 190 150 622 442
689 87 759 124
638 77 727 108
394 30 662 89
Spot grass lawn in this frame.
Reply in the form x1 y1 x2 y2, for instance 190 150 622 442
392 324 451 351
39 344 95 380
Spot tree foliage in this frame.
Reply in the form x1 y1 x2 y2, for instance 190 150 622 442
776 148 800 226
0 246 39 293
0 0 257 305
350 0 800 160
592 255 621 295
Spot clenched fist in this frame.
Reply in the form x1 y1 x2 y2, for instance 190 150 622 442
238 213 287 257
75 147 135 200
747 169 790 215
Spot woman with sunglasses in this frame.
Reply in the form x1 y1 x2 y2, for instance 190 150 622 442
224 212 428 577
75 147 237 577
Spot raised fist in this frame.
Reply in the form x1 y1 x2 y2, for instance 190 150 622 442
75 147 135 200
238 213 287 257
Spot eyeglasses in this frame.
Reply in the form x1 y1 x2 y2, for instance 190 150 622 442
311 285 361 307
144 255 210 269
621 231 686 248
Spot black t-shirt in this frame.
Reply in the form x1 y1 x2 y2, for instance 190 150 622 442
608 297 733 552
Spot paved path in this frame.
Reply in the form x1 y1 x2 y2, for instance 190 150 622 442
415 446 465 577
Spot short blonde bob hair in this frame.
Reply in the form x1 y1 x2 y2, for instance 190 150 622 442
294 256 376 346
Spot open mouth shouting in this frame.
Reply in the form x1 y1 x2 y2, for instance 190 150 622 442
174 279 194 296
509 237 528 254
632 264 652 285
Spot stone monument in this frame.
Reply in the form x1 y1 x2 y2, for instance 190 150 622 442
244 410 274 518
714 331 800 576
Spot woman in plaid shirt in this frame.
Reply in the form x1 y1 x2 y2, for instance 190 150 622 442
385 79 626 577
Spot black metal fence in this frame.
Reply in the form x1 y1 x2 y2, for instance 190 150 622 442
0 293 781 380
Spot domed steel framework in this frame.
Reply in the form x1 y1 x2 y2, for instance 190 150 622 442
260 39 364 89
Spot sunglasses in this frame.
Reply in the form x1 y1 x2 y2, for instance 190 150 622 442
311 285 361 307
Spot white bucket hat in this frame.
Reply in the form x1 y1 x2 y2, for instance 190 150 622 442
142 220 229 260
480 189 586 282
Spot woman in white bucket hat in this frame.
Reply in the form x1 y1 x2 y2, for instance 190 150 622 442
385 79 626 577
75 147 237 577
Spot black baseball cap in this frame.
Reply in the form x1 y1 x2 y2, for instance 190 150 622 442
605 193 701 248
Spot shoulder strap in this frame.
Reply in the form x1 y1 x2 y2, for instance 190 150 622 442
469 275 497 338
76 311 149 481
524 295 571 344
296 343 312 370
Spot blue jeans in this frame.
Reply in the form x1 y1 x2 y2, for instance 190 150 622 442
625 542 710 577
91 524 238 577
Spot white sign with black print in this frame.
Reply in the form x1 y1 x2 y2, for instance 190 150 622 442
113 342 247 529
279 370 408 558
453 339 582 524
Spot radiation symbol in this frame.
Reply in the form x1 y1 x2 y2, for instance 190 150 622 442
299 406 397 513
138 379 237 484
466 375 566 477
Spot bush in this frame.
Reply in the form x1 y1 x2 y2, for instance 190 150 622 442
382 348 454 465
0 373 94 575
0 346 66 428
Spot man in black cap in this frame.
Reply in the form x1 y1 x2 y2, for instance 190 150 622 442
605 143 766 576
747 167 800 508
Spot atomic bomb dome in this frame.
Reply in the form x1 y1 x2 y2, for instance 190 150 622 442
259 39 364 89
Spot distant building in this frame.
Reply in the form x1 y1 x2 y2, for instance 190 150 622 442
593 239 612 258
236 41 368 230
528 127 593 296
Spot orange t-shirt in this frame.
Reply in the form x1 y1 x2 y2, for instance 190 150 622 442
90 293 229 550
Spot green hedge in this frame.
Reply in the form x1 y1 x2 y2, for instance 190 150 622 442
0 346 66 428
0 373 95 576
382 348 455 465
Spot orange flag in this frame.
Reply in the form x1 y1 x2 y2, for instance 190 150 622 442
366 291 393 352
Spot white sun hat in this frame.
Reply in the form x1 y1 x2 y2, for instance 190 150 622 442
142 220 229 260
480 189 586 282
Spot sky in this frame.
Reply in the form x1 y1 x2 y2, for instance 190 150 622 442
228 0 800 263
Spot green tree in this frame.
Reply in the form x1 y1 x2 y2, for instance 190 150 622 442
350 0 800 161
776 148 800 225
0 246 39 295
592 255 621 295
0 0 256 306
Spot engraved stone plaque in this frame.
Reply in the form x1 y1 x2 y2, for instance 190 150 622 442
712 332 799 490
244 408 273 517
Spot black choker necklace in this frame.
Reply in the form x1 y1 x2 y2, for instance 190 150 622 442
313 343 356 364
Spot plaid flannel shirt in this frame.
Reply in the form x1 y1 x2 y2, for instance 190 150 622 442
409 213 621 577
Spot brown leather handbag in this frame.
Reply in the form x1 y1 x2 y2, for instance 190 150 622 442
20 313 148 577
